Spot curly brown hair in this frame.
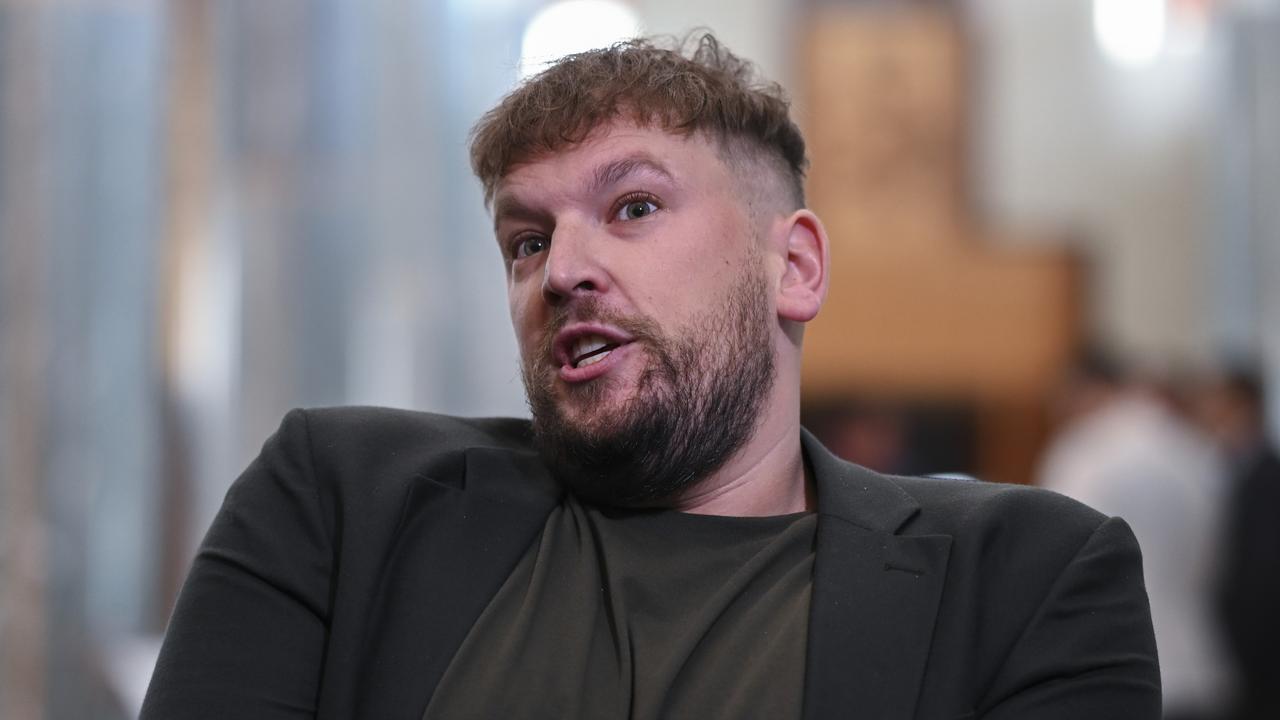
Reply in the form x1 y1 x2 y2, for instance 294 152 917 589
469 32 807 208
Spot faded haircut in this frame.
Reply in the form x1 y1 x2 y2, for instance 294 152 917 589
468 32 808 209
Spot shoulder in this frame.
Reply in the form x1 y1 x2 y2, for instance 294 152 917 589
813 435 1134 587
879 474 1157 713
808 421 1110 543
287 405 536 457
808 425 1130 588
893 474 1129 581
253 406 538 511
885 474 1149 646
270 405 536 473
893 473 1107 540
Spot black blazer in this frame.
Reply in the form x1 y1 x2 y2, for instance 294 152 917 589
142 406 1160 719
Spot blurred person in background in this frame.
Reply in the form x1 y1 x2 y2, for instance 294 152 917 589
1038 349 1231 720
1196 366 1280 720
141 35 1159 719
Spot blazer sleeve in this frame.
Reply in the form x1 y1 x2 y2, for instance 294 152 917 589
141 409 334 719
978 516 1162 719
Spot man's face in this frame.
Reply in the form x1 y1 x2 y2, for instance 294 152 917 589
492 122 779 506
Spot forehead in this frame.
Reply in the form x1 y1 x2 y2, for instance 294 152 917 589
492 122 731 205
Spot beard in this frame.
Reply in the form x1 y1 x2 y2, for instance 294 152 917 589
521 265 776 508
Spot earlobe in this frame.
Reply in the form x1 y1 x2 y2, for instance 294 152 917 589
774 209 829 323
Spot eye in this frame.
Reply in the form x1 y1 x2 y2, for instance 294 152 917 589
614 197 659 221
513 234 549 259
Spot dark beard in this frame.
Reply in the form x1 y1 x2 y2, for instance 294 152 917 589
522 267 776 508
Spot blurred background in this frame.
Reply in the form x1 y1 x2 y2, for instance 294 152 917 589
1 0 1277 718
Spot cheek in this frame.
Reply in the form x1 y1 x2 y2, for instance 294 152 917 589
510 283 559 362
638 285 711 332
508 296 538 355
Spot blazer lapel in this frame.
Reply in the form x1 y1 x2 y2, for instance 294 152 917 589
409 444 562 705
800 431 952 720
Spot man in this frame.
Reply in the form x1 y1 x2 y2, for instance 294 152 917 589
1038 352 1228 719
142 35 1159 719
1197 367 1280 720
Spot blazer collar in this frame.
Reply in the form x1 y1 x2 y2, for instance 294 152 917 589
408 444 562 709
800 429 953 720
802 427 921 533
442 432 951 720
456 428 921 526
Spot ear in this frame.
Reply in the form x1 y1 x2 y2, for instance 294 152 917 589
773 209 829 323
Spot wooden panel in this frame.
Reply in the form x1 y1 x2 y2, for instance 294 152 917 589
803 4 966 251
799 5 1083 484
976 400 1052 485
803 244 1081 401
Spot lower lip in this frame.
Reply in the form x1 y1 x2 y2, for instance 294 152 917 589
558 341 635 383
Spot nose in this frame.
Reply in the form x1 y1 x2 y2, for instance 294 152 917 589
541 223 608 305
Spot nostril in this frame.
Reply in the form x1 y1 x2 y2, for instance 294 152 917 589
542 280 593 306
542 285 566 305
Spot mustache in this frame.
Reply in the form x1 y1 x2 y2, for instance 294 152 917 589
533 297 664 364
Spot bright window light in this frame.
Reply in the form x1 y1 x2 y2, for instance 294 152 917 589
519 0 642 80
1093 0 1166 67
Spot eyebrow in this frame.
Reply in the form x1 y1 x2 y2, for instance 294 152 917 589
491 195 546 233
586 154 674 196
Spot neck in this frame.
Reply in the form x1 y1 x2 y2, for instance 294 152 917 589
671 369 812 517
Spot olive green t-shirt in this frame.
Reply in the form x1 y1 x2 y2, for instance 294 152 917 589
421 493 817 720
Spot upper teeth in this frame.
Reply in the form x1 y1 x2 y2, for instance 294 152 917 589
572 335 613 367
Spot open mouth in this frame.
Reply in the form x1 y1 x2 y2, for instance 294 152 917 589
552 324 636 379
570 335 621 369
